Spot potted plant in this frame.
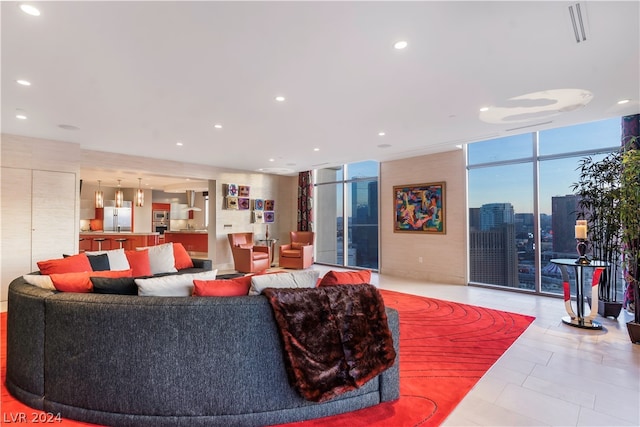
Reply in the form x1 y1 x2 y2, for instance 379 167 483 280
573 151 624 318
619 137 640 343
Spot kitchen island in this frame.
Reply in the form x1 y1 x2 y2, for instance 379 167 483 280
79 232 160 252
164 230 208 254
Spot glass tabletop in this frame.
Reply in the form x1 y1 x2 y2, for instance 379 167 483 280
550 258 609 267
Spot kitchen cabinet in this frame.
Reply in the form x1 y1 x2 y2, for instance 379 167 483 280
170 202 188 220
164 232 208 253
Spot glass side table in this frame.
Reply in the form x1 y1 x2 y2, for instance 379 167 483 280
257 238 278 267
551 258 608 330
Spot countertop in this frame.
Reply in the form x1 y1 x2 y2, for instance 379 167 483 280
164 230 209 234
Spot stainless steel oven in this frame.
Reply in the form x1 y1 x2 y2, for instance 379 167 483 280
154 223 168 235
153 210 169 222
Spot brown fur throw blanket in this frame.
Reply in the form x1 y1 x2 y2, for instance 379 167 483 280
262 284 397 402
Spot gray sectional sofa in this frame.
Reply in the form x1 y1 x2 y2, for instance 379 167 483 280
6 271 400 426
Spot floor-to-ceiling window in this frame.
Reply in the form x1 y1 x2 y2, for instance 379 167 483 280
468 117 622 295
315 161 379 270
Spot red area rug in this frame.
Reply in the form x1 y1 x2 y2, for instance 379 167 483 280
1 290 534 426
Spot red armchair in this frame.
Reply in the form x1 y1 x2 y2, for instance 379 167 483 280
227 232 270 273
279 231 315 269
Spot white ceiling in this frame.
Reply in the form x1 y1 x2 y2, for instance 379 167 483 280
2 1 639 189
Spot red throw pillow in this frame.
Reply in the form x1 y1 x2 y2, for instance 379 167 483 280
50 269 132 293
37 253 92 275
125 249 152 277
172 243 194 270
193 276 252 297
318 270 372 287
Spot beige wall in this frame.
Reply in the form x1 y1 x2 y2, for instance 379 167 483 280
380 150 467 285
214 172 297 271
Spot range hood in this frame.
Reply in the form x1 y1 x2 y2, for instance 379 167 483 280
185 190 202 211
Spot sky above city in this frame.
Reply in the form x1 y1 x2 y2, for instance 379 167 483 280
467 117 622 215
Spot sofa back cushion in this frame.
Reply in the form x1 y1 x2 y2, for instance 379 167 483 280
90 277 138 295
23 274 56 290
135 269 218 296
249 270 320 295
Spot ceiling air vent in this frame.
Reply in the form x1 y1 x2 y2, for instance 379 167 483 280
568 3 587 43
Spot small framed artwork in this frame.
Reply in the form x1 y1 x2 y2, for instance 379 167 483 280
238 198 250 210
264 200 275 211
253 210 264 223
393 182 445 234
264 211 275 223
226 196 239 210
227 184 238 197
253 199 265 210
239 185 250 197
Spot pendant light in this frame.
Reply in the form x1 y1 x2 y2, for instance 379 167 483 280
95 180 104 208
115 179 124 208
135 178 144 207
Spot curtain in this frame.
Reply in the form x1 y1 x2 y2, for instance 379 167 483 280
297 171 313 231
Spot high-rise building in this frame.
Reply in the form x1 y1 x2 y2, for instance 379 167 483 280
470 203 519 287
469 223 519 287
480 203 515 231
350 180 378 269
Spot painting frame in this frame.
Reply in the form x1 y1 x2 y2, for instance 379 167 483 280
393 182 446 234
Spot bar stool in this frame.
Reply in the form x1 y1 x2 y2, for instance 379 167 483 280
114 238 128 249
93 237 107 251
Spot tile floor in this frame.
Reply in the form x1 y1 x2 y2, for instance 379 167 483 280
336 267 639 427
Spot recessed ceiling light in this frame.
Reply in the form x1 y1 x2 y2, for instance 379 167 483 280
479 107 490 112
214 124 222 129
617 99 630 105
19 3 40 16
378 132 386 136
275 96 285 102
16 79 31 86
393 40 408 50
176 141 183 146
455 144 463 149
16 113 27 120
313 148 320 152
